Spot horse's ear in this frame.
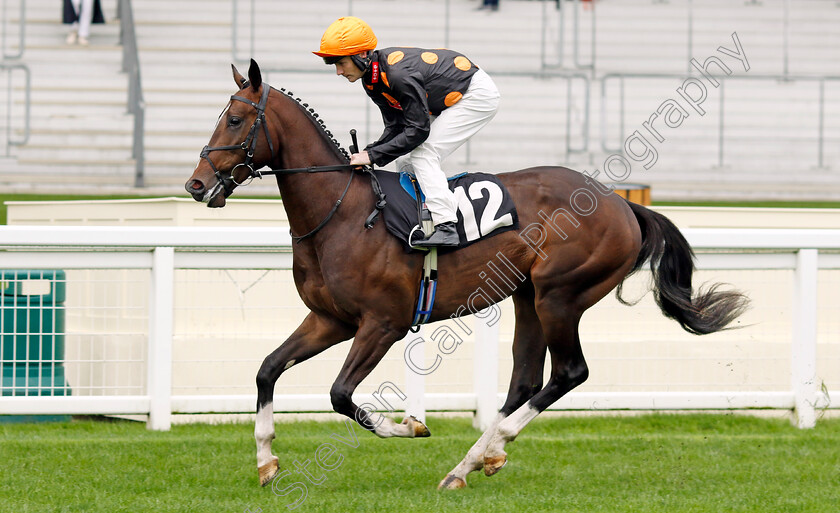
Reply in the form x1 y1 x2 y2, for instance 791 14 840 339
231 64 247 88
248 59 262 91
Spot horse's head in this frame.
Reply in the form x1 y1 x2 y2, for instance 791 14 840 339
185 59 276 208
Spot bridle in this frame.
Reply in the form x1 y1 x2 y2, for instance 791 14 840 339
199 82 276 196
197 82 387 242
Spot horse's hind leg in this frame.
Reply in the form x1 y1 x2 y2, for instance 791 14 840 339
255 312 355 486
439 283 548 490
483 306 587 476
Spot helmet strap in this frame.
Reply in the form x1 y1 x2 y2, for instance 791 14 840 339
350 53 372 73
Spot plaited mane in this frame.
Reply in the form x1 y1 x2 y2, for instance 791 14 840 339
277 86 352 164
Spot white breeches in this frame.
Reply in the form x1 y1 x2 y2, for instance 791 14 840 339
397 68 500 226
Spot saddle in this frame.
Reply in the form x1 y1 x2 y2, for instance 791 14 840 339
374 170 519 253
367 169 518 328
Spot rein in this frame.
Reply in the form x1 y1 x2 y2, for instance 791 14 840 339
200 82 387 242
260 164 386 242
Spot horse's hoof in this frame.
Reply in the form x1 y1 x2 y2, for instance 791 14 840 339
483 454 507 476
258 458 279 487
437 474 467 490
405 416 431 437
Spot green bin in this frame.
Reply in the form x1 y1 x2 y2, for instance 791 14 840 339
1 270 71 399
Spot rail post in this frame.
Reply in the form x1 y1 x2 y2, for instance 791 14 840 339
147 247 174 430
791 248 818 429
474 311 500 430
404 327 427 424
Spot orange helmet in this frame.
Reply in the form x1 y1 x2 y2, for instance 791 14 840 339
313 17 377 61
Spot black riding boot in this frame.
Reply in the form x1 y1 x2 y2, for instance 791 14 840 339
414 221 459 247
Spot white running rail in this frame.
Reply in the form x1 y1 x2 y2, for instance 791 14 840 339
0 226 837 430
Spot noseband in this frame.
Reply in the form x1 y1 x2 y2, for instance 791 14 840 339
199 82 276 195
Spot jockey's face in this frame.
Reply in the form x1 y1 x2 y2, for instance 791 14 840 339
334 54 365 83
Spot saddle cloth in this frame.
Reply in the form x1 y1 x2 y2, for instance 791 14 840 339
374 170 519 252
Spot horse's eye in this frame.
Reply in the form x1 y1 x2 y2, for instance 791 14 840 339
229 116 242 127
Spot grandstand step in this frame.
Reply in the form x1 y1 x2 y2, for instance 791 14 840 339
9 158 136 175
26 103 130 118
12 56 125 76
16 143 132 161
23 86 128 105
23 129 133 147
16 116 133 132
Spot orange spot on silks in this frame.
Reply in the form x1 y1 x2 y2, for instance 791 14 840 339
444 91 463 107
387 51 405 65
381 71 390 89
421 52 439 64
453 56 472 71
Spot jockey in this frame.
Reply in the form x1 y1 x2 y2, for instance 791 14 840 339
314 16 501 247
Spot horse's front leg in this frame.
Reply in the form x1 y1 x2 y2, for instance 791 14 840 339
330 318 432 439
255 312 355 486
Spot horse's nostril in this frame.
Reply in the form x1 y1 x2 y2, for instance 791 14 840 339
186 179 206 198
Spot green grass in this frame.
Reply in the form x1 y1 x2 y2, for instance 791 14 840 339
1 414 838 513
652 200 840 209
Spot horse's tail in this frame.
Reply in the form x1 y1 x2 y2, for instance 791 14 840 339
617 200 749 335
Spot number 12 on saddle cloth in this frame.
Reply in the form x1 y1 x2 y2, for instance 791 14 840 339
374 170 519 253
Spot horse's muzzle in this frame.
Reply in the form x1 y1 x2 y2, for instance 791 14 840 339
184 178 227 208
185 178 205 200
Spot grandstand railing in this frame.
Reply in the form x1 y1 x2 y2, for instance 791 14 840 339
0 61 29 155
601 73 840 169
0 0 27 155
232 0 570 73
557 0 797 77
1 0 24 60
230 0 811 78
118 0 145 187
231 0 257 65
570 0 594 71
0 226 836 431
494 69 591 157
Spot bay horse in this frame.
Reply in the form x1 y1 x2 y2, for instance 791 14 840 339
185 60 748 489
